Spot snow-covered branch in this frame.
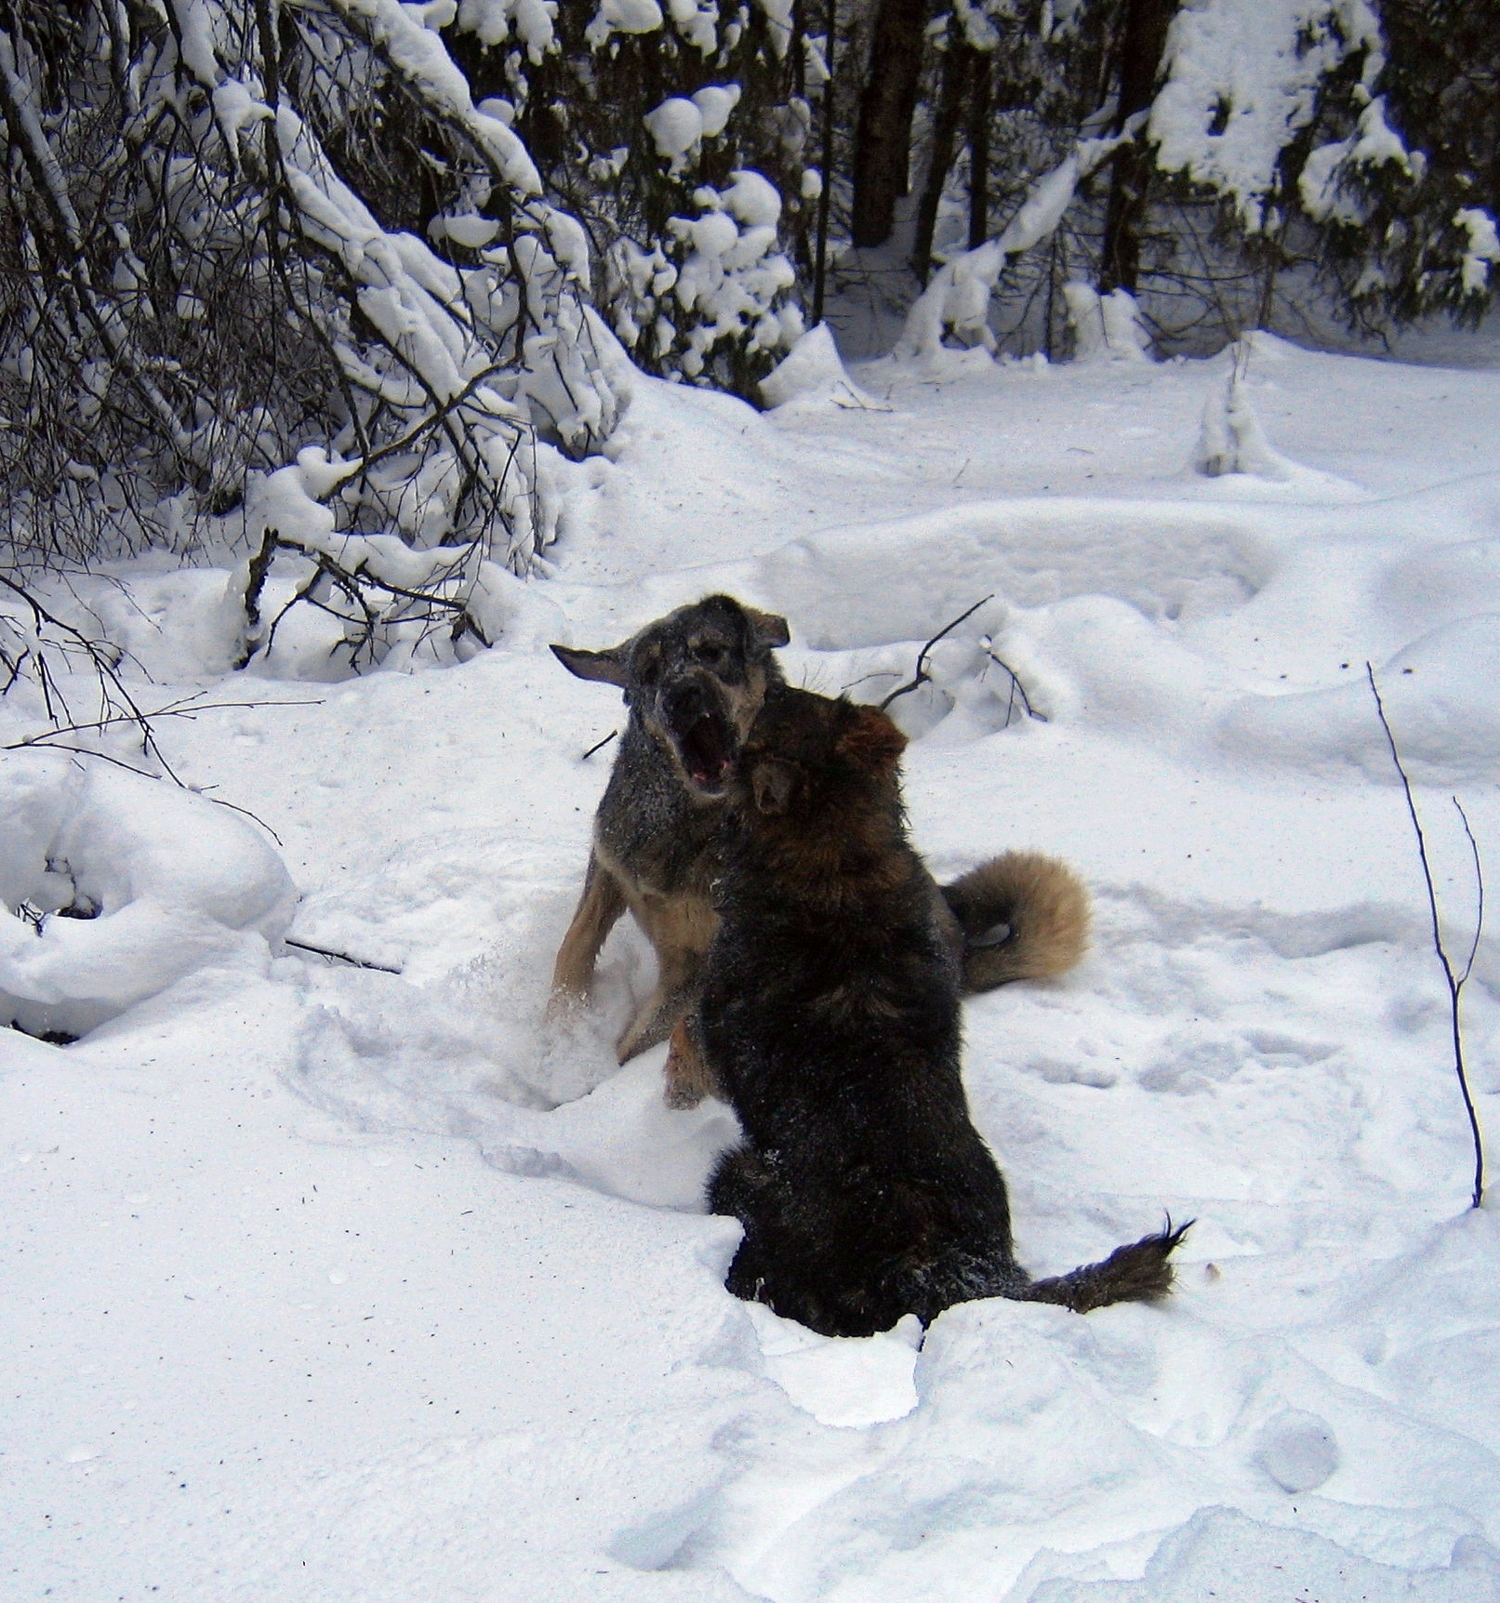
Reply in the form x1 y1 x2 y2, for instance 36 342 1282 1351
1 0 622 596
897 132 1131 362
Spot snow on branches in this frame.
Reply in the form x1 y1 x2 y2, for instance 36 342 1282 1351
0 0 622 646
1150 0 1386 231
445 0 810 394
897 135 1130 362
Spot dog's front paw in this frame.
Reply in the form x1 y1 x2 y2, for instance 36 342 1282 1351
544 985 587 1026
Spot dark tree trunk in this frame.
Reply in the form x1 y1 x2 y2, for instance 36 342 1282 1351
1098 0 1178 293
911 45 971 280
967 47 992 250
850 0 930 247
812 0 837 323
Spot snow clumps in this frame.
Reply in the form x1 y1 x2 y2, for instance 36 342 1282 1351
643 86 741 173
1064 283 1153 363
1455 209 1500 297
612 169 803 380
1 753 296 1041
1299 98 1421 225
1150 0 1385 229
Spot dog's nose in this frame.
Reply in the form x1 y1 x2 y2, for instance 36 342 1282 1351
663 678 710 725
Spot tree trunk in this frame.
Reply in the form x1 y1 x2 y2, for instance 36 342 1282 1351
966 46 992 250
1098 0 1178 294
911 44 971 281
850 0 929 247
812 0 837 323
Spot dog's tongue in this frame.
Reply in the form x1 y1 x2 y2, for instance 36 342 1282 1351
684 713 732 788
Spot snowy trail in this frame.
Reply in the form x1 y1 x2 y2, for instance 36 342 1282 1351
5 335 1500 1600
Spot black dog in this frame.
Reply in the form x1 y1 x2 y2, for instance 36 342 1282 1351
678 687 1186 1337
552 595 1092 1102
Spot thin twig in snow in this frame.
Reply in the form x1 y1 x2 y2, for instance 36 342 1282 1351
981 646 1047 725
284 938 402 975
4 694 324 744
1367 663 1486 1209
879 596 995 712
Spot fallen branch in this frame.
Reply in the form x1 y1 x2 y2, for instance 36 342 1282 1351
1367 663 1486 1209
879 596 995 712
284 937 402 975
240 527 492 673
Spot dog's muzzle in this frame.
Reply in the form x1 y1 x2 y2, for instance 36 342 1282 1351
662 680 737 794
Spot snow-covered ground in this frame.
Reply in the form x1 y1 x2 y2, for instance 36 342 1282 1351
4 331 1500 1601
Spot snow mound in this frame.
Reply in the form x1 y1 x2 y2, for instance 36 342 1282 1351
759 323 893 413
747 499 1276 646
0 753 296 1039
1031 1506 1500 1602
1220 615 1500 783
292 963 739 1210
746 1303 922 1427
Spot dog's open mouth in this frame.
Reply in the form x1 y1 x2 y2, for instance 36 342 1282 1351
676 708 736 792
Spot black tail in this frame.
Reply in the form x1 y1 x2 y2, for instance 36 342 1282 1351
1020 1219 1192 1314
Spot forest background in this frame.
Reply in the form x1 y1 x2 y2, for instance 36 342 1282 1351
2 0 1496 634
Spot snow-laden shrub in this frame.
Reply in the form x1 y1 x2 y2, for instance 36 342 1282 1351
0 751 295 1041
612 171 803 387
0 0 623 594
443 0 812 396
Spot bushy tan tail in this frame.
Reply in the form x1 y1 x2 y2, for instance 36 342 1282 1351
1023 1220 1191 1314
941 851 1091 993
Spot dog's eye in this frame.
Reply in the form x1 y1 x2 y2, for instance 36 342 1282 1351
693 642 725 666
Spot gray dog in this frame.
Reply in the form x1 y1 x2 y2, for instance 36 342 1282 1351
551 594 1091 1103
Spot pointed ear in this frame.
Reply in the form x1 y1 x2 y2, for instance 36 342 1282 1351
750 757 799 816
551 642 630 687
743 605 790 651
836 705 907 776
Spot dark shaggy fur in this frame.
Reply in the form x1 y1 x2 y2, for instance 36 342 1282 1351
551 595 1091 1098
684 686 1187 1337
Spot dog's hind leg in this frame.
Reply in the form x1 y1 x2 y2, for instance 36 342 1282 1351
549 851 626 1007
663 1016 719 1108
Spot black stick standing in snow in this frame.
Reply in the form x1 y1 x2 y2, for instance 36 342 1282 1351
879 596 994 711
1367 664 1486 1209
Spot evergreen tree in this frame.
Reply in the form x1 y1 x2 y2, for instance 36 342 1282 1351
1147 0 1497 334
445 0 813 394
1311 0 1500 325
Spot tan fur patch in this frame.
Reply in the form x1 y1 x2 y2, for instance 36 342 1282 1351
949 851 1091 989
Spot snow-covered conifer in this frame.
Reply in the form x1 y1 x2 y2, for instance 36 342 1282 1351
446 0 810 393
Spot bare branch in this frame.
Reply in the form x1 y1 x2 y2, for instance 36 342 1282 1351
879 596 995 712
1367 663 1486 1209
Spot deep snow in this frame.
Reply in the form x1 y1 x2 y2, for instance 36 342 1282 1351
4 330 1500 1601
